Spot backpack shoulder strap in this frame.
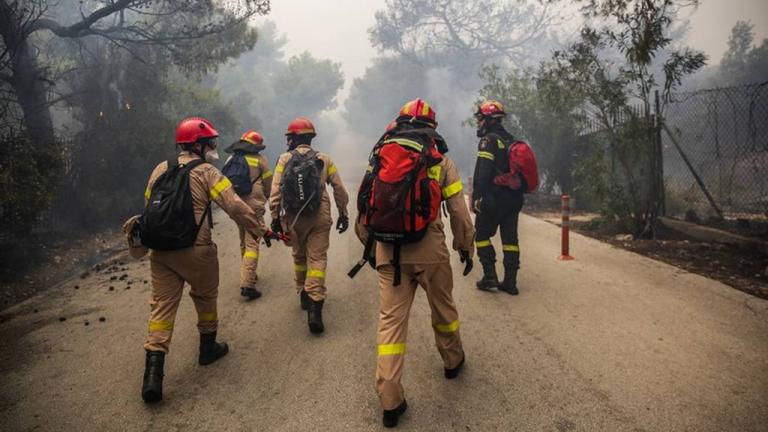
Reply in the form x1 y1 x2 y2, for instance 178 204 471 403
167 157 179 171
181 158 206 172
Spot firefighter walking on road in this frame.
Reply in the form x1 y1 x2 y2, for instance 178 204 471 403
222 130 273 301
472 100 527 295
124 117 273 404
269 117 349 334
354 99 475 428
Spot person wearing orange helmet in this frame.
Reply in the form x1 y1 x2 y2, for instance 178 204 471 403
269 117 349 334
125 117 273 404
223 130 273 300
354 99 475 428
472 100 524 295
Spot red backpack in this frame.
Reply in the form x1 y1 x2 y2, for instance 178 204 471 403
493 140 539 193
349 129 444 285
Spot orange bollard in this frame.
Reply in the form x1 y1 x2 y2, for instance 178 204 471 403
558 194 575 261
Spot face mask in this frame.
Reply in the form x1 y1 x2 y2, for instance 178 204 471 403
476 118 486 137
205 149 220 162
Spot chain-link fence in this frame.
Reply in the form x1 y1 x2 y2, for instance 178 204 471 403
662 82 768 220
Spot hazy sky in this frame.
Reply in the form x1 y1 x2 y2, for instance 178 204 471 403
264 0 768 102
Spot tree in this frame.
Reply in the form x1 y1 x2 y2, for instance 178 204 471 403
543 0 706 237
718 20 768 85
477 0 707 234
370 0 562 74
213 22 344 162
0 0 270 145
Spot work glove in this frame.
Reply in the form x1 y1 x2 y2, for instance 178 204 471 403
472 198 482 214
459 250 474 276
262 229 274 248
271 218 283 234
336 214 349 234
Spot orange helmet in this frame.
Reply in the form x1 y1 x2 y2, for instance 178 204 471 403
397 98 437 128
475 100 506 119
285 117 316 137
240 130 264 147
225 129 265 153
175 117 219 144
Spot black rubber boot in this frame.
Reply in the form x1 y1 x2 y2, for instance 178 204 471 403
141 350 165 404
498 270 519 295
476 262 499 291
383 400 408 428
240 287 262 300
444 352 466 379
307 298 324 334
198 332 229 366
300 290 310 311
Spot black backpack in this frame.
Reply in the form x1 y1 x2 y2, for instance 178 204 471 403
138 158 212 251
221 152 254 196
280 149 323 215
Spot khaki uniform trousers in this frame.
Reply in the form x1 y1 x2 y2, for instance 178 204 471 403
289 215 332 302
376 262 464 410
144 244 219 353
238 215 264 289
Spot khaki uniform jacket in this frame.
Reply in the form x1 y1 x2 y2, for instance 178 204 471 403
356 155 475 265
269 144 349 227
144 151 266 245
225 153 273 216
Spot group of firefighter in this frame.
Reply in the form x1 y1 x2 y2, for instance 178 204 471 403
124 98 534 428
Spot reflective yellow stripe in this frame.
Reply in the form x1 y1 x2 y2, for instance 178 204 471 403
245 156 260 167
502 244 520 252
478 151 495 161
276 164 285 174
144 187 151 200
497 139 505 149
422 101 431 116
427 165 441 181
148 320 174 332
384 138 422 152
366 165 373 173
434 320 460 333
307 269 326 279
442 180 463 199
328 164 337 176
243 250 258 259
475 240 492 248
294 264 307 272
378 343 406 356
262 170 273 180
198 311 217 322
209 177 232 200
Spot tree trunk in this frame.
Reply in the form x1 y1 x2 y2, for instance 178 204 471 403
11 41 55 145
0 1 56 145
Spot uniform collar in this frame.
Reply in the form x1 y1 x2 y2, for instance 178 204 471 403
179 150 204 162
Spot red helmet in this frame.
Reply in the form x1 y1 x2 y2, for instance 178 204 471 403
476 100 506 119
240 129 264 147
175 117 219 145
285 117 316 137
397 98 437 128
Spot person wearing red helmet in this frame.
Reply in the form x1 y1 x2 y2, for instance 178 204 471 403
269 117 349 334
354 99 475 428
223 130 273 301
472 100 525 295
125 117 272 404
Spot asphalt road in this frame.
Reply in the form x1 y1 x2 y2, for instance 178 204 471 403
1 210 767 431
